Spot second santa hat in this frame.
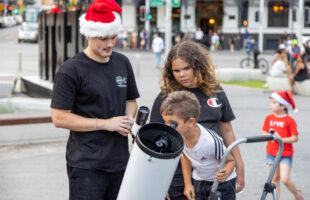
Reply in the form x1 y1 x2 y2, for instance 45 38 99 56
79 0 123 38
271 91 297 112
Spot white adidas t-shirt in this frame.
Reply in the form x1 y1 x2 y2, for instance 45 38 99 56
183 123 236 182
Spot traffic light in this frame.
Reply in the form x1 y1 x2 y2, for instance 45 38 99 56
293 9 297 21
255 11 259 22
139 6 146 21
8 5 13 11
147 13 152 20
13 9 19 14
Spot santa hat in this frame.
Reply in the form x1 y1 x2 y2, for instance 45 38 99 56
79 0 123 38
271 91 298 112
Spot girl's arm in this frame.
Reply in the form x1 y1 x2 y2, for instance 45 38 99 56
215 153 235 183
282 134 298 143
291 62 304 78
220 122 244 192
262 131 268 135
181 155 195 200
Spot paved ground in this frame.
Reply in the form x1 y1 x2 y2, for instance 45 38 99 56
0 26 309 200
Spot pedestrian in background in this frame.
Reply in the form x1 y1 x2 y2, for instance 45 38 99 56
131 29 137 49
139 29 148 49
50 0 140 199
289 53 309 94
262 91 303 200
243 29 249 49
150 41 245 200
228 35 236 52
151 32 164 69
270 44 291 78
195 27 204 44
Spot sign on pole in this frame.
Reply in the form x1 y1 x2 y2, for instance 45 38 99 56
150 0 164 7
150 0 180 8
171 0 180 7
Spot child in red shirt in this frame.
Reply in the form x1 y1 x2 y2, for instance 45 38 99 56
262 91 303 200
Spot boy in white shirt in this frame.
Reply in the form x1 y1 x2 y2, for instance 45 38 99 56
160 91 236 200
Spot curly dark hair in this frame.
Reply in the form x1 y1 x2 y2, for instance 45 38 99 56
160 41 219 97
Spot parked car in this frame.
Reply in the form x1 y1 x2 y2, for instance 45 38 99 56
1 16 17 28
0 17 4 28
18 22 38 43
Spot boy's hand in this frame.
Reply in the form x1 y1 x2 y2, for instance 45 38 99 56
184 184 195 200
215 165 229 183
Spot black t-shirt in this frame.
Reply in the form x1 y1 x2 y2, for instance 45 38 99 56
51 51 140 172
150 87 235 196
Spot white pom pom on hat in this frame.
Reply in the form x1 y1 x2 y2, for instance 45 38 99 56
79 0 123 38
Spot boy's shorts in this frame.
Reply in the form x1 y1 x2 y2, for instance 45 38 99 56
192 178 236 200
266 153 293 167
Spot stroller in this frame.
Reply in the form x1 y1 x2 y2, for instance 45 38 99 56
209 135 284 200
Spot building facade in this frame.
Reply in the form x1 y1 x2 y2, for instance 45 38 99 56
120 0 310 50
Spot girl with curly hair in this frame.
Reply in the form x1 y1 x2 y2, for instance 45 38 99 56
150 41 244 200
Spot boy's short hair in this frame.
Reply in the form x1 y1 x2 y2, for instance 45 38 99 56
160 91 201 121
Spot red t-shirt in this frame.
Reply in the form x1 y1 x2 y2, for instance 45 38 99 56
262 114 298 157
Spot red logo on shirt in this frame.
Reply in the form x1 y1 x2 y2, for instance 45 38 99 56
207 97 222 108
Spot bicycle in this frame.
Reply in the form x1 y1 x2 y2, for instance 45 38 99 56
240 54 270 74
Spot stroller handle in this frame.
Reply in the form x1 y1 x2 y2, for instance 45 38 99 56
245 135 274 143
209 135 283 200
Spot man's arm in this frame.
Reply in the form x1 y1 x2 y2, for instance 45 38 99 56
51 107 134 136
220 121 245 192
125 99 138 119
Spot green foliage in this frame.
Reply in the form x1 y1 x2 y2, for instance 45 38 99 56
221 81 268 89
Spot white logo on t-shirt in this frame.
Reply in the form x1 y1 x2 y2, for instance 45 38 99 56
207 97 222 108
116 76 127 88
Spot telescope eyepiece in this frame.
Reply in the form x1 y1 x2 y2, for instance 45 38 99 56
170 121 178 129
154 136 171 153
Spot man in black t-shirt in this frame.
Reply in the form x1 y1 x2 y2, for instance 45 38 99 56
51 0 139 199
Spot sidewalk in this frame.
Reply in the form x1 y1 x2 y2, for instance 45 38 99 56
0 49 309 200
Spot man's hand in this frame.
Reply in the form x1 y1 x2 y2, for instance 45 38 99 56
184 184 195 200
101 116 134 136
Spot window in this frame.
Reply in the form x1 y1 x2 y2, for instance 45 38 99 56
268 1 289 27
305 3 310 27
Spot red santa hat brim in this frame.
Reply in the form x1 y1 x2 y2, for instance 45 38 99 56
79 12 123 38
271 91 296 111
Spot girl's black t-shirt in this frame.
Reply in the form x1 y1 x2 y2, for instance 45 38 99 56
51 51 140 172
150 88 235 136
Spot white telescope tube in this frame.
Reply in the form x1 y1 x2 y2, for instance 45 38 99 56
118 123 184 200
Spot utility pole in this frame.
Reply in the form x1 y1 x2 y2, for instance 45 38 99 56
145 0 150 50
297 0 304 45
165 0 172 57
258 0 264 53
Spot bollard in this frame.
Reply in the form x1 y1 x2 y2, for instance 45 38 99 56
135 53 140 77
18 51 22 74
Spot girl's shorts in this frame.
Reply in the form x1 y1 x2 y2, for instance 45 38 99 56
266 153 293 167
